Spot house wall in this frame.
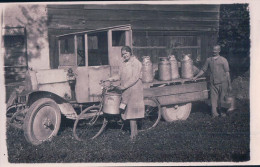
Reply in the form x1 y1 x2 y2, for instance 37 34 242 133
3 4 220 70
3 4 50 70
47 4 219 31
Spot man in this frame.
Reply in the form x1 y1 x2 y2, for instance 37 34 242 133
193 45 232 117
109 46 145 140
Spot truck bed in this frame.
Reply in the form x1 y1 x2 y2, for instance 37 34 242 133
143 77 208 106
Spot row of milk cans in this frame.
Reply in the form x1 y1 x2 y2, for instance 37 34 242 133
142 54 194 83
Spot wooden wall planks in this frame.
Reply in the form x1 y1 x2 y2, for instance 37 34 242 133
47 9 219 21
47 4 219 31
82 4 220 12
48 4 219 12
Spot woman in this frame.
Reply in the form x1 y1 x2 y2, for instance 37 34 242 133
109 46 145 140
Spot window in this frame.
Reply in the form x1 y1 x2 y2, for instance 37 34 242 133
112 31 125 46
168 36 201 62
60 36 74 54
4 35 25 48
3 27 27 83
88 32 108 66
132 31 201 62
59 36 76 66
77 35 85 66
88 36 98 49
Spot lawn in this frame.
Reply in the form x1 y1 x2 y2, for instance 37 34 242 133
6 100 250 163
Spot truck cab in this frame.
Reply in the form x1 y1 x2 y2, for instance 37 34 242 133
57 24 132 103
6 25 134 145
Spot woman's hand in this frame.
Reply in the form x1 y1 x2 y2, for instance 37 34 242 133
228 85 232 92
192 76 198 81
108 77 114 82
108 75 120 82
116 85 125 91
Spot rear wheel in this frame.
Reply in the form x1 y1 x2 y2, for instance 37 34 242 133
139 97 161 131
23 98 61 145
73 106 107 141
162 103 192 122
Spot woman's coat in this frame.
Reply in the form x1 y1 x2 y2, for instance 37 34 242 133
118 56 145 120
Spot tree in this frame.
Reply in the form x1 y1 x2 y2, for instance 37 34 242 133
218 4 250 77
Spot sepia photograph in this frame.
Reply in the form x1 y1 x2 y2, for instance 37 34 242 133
0 0 259 166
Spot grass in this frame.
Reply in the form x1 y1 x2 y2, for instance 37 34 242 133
6 100 250 163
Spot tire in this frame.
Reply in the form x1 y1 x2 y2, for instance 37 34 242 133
162 103 192 122
73 106 106 141
23 98 61 145
139 97 161 131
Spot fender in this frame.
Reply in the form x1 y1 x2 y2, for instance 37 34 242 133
27 91 77 120
7 69 78 120
57 102 77 119
28 69 73 100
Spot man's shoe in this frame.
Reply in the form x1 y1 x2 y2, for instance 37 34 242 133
212 113 219 118
117 119 124 126
221 113 227 117
119 108 125 114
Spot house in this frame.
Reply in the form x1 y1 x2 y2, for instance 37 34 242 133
2 3 220 100
47 4 220 68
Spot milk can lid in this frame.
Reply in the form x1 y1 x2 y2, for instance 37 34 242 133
106 90 121 96
182 54 192 61
168 55 177 61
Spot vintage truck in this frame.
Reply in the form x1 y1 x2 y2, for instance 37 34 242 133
6 25 209 145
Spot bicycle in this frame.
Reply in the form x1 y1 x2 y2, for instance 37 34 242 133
73 80 161 141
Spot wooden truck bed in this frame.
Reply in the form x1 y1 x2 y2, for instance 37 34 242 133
143 77 209 106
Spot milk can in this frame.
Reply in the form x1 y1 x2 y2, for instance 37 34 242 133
103 91 121 115
158 57 171 81
168 55 180 80
181 54 194 79
142 56 153 83
225 92 236 112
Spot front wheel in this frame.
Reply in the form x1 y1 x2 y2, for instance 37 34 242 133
73 106 107 141
162 103 192 122
23 98 61 145
139 97 161 131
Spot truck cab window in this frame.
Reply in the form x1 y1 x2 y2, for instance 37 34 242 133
77 35 85 66
88 32 108 66
59 36 76 66
60 36 74 54
112 31 125 46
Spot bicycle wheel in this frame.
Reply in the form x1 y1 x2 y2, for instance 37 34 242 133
73 106 107 141
139 97 161 131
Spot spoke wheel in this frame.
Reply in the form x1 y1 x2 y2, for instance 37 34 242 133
162 103 192 122
139 97 161 131
73 106 107 141
23 98 61 145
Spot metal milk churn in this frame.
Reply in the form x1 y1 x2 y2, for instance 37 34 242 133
142 56 153 83
181 54 194 79
103 91 121 115
225 92 236 112
168 55 180 80
158 57 171 81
